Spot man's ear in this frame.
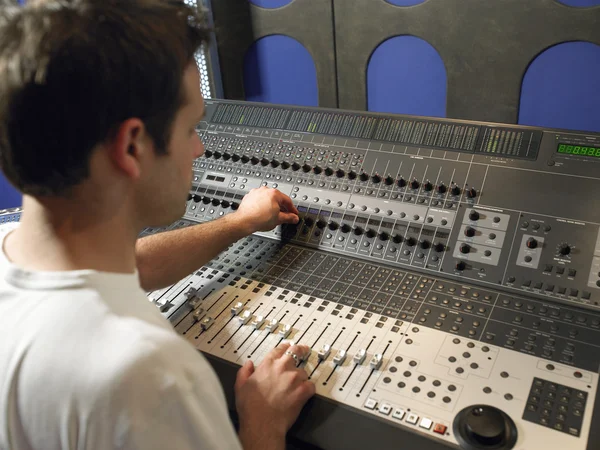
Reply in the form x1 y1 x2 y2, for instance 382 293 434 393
108 118 149 180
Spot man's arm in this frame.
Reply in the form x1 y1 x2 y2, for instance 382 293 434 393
135 187 299 291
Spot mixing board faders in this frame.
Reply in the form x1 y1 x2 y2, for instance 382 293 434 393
143 100 600 450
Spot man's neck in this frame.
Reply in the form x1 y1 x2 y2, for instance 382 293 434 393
4 196 139 274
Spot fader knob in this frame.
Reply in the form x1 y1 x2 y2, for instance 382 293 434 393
260 158 269 166
222 152 231 161
453 405 517 450
437 183 447 194
451 185 461 196
469 210 480 221
359 172 369 182
424 181 433 192
460 243 471 254
328 221 339 231
270 160 280 168
348 171 357 180
526 237 538 249
281 161 290 169
384 176 394 186
336 169 346 178
466 187 477 199
558 243 571 256
465 227 476 237
341 224 351 233
302 164 311 173
410 179 420 190
313 166 323 175
250 157 259 165
397 177 407 188
371 174 382 184
291 162 301 171
325 167 334 176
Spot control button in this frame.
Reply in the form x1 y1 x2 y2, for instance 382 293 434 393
451 185 461 196
406 413 419 425
423 181 433 192
313 166 322 175
419 239 430 250
364 398 377 410
468 210 480 221
378 403 392 415
410 179 420 190
384 175 394 186
302 164 311 173
465 227 476 238
459 243 471 254
526 237 538 249
466 187 477 198
379 232 390 241
335 168 345 178
433 423 447 435
348 170 357 180
392 409 406 420
558 243 571 256
420 418 433 430
405 237 416 247
328 221 339 231
371 174 382 184
455 261 466 271
291 162 300 171
280 161 290 169
392 234 403 244
324 167 334 176
437 183 447 194
359 172 369 182
568 269 577 277
366 229 376 239
397 177 406 188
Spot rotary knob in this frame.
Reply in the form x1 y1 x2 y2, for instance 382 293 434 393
302 164 312 173
192 194 201 203
466 187 477 199
406 237 416 247
384 176 394 186
410 179 420 190
231 202 240 210
336 168 346 178
232 154 241 162
270 160 280 168
424 181 433 192
526 237 538 249
451 185 461 196
379 232 390 241
222 152 231 161
202 196 211 204
558 243 571 256
453 405 517 450
313 166 323 175
260 158 270 166
211 198 221 207
366 229 376 239
328 221 339 231
469 210 480 221
437 183 447 194
281 161 290 169
221 200 231 209
397 177 407 188
213 151 222 159
460 243 471 254
316 219 327 229
434 242 445 252
371 174 382 184
465 227 476 238
341 224 351 233
291 162 301 171
392 234 403 244
348 170 357 180
455 261 466 271
241 155 250 164
304 217 314 227
204 149 213 158
324 167 334 176
250 157 259 165
359 172 370 182
419 239 430 249
353 226 364 236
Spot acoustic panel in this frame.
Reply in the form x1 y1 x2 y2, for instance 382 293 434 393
211 0 337 108
334 0 600 124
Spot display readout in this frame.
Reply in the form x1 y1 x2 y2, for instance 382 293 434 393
557 143 600 158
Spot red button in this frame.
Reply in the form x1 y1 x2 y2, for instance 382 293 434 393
433 424 447 435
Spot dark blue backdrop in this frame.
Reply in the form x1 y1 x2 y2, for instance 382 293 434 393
2 0 599 209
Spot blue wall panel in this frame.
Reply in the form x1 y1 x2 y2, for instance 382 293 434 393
519 41 600 133
556 0 600 6
385 0 427 5
367 35 447 118
248 0 293 7
243 35 318 107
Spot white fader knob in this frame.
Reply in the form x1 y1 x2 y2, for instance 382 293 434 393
200 317 214 330
279 324 292 339
353 349 367 365
369 353 383 370
266 319 279 333
193 308 206 322
231 302 244 316
251 315 265 330
333 350 347 365
238 310 252 325
318 344 331 361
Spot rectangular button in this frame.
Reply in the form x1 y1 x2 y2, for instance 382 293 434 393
406 413 419 425
392 409 406 420
364 398 377 410
433 424 447 435
378 403 392 415
419 418 433 430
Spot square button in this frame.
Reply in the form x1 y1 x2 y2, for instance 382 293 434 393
406 413 419 425
419 418 433 430
364 398 377 410
378 403 392 415
568 269 577 277
392 409 406 420
433 423 447 435
556 267 565 275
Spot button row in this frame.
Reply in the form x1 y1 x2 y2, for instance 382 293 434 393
364 398 447 435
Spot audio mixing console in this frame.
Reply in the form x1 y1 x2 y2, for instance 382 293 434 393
4 100 600 449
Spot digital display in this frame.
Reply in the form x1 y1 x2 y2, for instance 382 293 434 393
557 143 600 158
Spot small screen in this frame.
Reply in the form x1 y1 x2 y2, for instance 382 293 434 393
557 143 600 158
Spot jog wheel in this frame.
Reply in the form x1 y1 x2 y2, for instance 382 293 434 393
453 405 517 450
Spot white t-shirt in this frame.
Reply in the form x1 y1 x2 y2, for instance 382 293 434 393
0 223 243 450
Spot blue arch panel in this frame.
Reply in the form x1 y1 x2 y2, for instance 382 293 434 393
519 41 600 133
0 176 22 209
367 35 447 118
555 0 600 7
243 35 318 107
386 0 427 6
248 0 293 8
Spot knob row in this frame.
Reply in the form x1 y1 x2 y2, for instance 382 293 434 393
187 193 239 210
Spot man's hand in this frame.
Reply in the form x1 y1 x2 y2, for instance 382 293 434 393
235 187 300 234
235 343 316 448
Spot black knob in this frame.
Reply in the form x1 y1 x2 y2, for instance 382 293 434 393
204 149 213 158
406 237 416 247
281 161 290 170
211 198 221 207
465 227 476 238
455 261 466 271
392 234 403 244
291 162 301 171
460 243 471 254
466 187 477 199
469 210 480 221
221 200 230 208
241 155 249 163
410 179 420 190
192 194 201 203
231 202 240 210
379 232 390 241
302 164 311 173
359 172 369 182
222 152 231 161
419 239 430 250
336 169 346 178
328 221 339 231
348 171 357 180
270 160 280 168
434 242 445 252
325 167 334 176
558 243 571 256
526 237 538 249
384 176 394 186
260 158 269 166
232 154 241 162
437 183 447 194
313 166 323 175
424 181 433 192
365 229 376 239
304 217 314 227
451 185 461 196
213 151 222 159
371 174 382 184
341 224 351 233
202 196 211 204
397 177 407 188
453 405 518 450
250 157 259 165
353 226 364 236
316 219 327 229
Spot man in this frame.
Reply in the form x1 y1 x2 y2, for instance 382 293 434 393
0 1 315 449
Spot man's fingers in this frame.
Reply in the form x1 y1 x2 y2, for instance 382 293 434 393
278 212 299 224
277 193 300 215
235 360 255 391
267 342 292 361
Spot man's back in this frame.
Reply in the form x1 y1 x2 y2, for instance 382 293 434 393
0 224 242 450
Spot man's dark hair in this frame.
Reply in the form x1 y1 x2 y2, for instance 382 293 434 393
0 0 210 196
